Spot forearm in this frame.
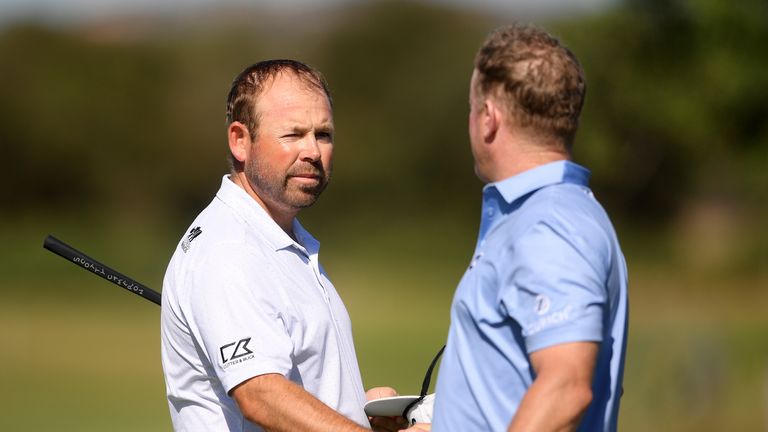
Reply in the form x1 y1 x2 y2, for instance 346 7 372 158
507 342 597 432
233 373 368 432
507 375 592 432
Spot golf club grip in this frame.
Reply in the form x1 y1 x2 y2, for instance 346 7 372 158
43 235 162 306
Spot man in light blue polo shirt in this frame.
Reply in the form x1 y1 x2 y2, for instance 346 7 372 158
428 24 628 432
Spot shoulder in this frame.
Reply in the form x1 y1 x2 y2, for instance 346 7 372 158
521 183 613 238
496 184 617 269
165 200 275 297
186 195 273 257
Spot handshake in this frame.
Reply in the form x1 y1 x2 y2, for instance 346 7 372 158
365 345 443 431
365 392 435 425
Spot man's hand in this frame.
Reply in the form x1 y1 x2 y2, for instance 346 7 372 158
507 342 598 432
366 387 398 401
400 423 431 432
366 387 409 432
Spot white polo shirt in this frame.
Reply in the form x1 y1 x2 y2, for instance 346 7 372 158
160 175 369 431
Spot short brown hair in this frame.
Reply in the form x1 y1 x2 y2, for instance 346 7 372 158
474 24 586 147
225 59 332 168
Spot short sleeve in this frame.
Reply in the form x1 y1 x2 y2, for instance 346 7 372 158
498 219 608 354
185 244 294 393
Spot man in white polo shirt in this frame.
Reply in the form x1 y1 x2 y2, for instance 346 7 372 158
161 60 401 432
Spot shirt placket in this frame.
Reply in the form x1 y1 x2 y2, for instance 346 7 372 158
307 250 366 407
308 253 331 304
472 188 503 266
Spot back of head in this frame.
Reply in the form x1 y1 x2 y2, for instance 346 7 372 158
474 24 585 148
225 59 332 170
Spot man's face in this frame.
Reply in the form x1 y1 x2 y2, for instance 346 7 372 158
244 73 334 213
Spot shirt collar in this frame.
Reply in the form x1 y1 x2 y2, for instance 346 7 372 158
215 175 317 254
293 218 320 256
485 160 591 205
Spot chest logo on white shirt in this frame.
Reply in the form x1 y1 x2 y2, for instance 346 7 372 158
181 226 203 253
219 337 254 368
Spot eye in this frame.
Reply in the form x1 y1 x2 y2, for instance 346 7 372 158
316 132 333 142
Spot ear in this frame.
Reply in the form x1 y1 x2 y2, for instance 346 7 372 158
481 99 501 144
228 121 251 164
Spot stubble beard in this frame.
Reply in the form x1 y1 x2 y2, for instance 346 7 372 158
246 156 331 211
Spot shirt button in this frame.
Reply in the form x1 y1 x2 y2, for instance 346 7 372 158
486 206 495 217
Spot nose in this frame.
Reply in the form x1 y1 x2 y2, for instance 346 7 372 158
299 135 321 162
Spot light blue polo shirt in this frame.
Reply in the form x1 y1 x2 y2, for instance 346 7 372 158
432 161 628 432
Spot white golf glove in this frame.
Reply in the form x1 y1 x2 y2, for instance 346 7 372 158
405 393 435 425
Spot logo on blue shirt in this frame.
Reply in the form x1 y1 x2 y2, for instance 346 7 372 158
534 294 551 315
468 252 484 270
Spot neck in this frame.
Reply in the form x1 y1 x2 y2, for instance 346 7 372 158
489 133 571 182
229 171 297 236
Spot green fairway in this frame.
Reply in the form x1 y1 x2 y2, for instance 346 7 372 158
1 219 766 431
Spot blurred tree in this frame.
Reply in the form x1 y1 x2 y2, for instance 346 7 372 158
0 24 171 216
317 1 489 226
0 0 765 242
557 0 768 225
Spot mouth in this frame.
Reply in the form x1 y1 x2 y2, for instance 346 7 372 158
287 164 326 188
289 174 322 185
290 172 319 178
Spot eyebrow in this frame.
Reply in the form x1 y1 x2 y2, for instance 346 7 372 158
285 122 334 132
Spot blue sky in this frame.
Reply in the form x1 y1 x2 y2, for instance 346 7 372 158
0 0 615 26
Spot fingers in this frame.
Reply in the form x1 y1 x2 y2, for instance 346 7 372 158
370 415 409 432
399 423 431 432
366 386 399 401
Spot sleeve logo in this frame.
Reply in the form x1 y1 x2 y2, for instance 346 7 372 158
219 337 254 369
181 226 203 253
534 294 551 315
